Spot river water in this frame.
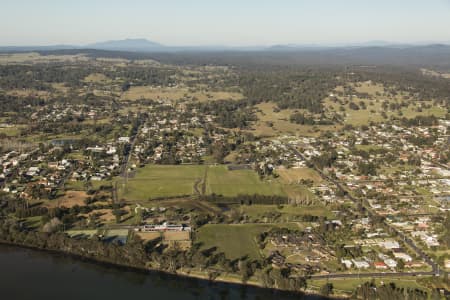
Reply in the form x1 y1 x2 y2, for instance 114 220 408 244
0 245 327 300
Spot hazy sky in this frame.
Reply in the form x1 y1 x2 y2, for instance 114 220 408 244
1 0 450 46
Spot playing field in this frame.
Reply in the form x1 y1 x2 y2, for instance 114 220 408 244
118 165 205 200
119 164 287 201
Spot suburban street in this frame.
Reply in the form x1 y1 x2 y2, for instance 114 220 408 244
287 144 441 278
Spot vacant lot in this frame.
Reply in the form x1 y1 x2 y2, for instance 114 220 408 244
46 191 88 208
163 231 190 241
277 167 323 185
135 231 161 242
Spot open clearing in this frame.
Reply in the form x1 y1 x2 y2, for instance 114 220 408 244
6 89 51 99
118 165 205 200
206 165 286 197
196 223 301 260
325 82 447 126
309 277 426 293
135 231 161 242
83 73 111 83
196 224 274 260
119 164 287 201
252 102 340 137
46 191 88 208
0 126 24 137
163 231 190 241
121 86 243 102
277 167 323 184
0 52 89 64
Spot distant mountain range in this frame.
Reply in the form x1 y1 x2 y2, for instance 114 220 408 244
1 38 449 53
86 38 165 52
3 39 450 67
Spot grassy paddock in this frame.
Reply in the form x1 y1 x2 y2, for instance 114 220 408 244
277 167 323 184
119 164 287 201
118 165 205 200
309 277 428 293
206 165 286 197
121 86 243 102
196 224 273 260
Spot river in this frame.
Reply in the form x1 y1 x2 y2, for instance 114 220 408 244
0 245 328 300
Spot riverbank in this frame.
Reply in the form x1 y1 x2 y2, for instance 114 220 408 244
0 240 338 299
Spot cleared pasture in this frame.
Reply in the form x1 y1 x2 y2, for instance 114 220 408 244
206 165 286 197
119 164 287 201
121 86 243 102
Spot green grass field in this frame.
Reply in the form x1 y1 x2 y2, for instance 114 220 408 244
0 126 24 137
206 165 286 197
118 165 205 200
119 164 288 201
196 224 274 260
309 277 427 293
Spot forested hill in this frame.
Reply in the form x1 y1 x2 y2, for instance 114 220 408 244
21 44 450 67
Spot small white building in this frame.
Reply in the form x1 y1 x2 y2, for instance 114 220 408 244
379 240 400 250
341 259 353 269
393 252 412 262
384 258 398 268
352 259 370 269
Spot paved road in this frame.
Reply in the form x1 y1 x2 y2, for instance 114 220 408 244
115 123 142 203
287 144 440 277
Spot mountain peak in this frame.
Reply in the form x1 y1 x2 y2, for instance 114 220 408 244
87 38 164 51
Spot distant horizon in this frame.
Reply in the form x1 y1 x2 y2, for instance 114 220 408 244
1 0 450 47
2 37 450 48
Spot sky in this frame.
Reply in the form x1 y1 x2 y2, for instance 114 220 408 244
1 0 450 46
